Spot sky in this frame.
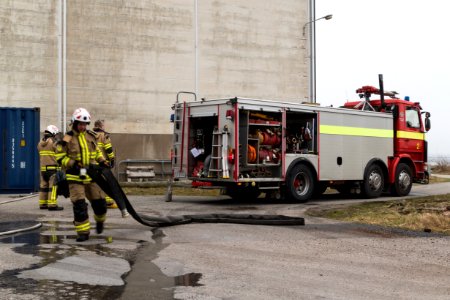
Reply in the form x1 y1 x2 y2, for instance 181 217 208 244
315 0 450 158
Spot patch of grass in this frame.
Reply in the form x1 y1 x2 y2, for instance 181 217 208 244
428 175 450 183
307 194 450 235
122 186 221 196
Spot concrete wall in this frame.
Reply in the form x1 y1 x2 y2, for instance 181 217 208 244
0 0 58 128
1 0 309 161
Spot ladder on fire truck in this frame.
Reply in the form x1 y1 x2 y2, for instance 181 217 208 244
171 103 184 177
208 127 230 179
171 92 196 179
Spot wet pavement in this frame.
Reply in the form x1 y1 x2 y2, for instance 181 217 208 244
0 183 449 299
0 193 203 300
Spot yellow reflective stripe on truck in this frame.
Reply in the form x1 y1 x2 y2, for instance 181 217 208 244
320 125 393 138
396 131 425 140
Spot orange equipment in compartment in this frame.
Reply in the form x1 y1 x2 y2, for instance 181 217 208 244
256 129 281 146
247 144 257 163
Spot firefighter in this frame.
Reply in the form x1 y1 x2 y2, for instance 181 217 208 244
37 125 64 211
92 119 129 217
55 108 109 242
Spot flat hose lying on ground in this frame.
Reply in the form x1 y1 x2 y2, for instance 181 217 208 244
87 166 305 227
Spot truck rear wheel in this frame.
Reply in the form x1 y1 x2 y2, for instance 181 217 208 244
391 163 412 197
362 164 384 198
286 164 314 202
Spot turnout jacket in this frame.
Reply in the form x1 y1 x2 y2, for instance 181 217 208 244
92 127 115 162
37 135 59 172
55 129 106 183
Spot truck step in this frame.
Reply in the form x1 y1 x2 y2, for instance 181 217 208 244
258 186 280 190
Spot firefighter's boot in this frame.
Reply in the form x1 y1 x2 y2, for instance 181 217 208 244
106 196 118 209
76 234 89 242
96 222 104 234
48 206 64 211
92 199 107 234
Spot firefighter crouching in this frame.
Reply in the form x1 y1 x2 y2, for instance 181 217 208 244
37 125 64 211
93 119 129 218
55 108 109 242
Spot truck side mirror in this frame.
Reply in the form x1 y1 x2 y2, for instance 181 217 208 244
423 111 431 132
425 117 431 132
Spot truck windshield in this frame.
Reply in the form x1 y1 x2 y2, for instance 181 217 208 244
406 107 420 129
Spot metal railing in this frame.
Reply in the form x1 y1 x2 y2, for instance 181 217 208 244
117 159 171 183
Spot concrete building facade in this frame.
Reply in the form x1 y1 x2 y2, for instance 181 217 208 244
0 0 310 164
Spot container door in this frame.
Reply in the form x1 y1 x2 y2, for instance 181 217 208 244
0 107 40 193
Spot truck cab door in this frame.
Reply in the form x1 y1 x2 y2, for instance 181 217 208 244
396 106 425 161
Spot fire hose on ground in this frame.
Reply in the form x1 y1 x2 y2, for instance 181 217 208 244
86 166 305 227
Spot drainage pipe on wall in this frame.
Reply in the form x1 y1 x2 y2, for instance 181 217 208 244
308 0 316 103
62 0 67 132
57 0 62 130
57 0 67 133
195 0 199 96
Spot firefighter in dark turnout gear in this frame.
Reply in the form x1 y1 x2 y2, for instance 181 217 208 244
93 119 130 218
55 108 109 242
37 125 64 210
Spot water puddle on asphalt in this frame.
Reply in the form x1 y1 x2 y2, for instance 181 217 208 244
0 220 126 299
1 220 205 299
174 272 203 286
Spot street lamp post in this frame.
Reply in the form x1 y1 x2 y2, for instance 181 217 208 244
303 14 332 103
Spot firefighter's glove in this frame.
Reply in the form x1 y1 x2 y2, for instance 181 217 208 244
71 162 82 173
109 159 115 168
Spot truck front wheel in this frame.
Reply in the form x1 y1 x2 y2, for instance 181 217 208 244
286 164 315 202
362 164 384 198
391 163 412 197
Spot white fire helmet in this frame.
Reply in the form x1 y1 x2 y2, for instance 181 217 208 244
45 125 59 135
71 107 91 123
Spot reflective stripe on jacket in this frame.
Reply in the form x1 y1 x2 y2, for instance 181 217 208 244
37 136 60 172
93 128 115 161
55 130 105 183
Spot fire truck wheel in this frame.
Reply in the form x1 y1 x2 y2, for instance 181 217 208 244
391 163 412 197
362 164 384 198
286 164 314 202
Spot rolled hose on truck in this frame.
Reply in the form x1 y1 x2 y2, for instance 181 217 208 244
87 165 305 227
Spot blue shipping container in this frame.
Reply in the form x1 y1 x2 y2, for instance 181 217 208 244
0 107 40 193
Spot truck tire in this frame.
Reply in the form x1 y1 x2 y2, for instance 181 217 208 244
286 164 314 202
391 163 412 197
362 164 384 198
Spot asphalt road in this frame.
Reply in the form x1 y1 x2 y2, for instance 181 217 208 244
0 182 449 299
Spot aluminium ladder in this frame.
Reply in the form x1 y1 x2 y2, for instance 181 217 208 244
208 127 229 179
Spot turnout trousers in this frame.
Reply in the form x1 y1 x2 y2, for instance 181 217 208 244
69 182 107 236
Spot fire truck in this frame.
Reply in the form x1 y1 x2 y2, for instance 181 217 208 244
170 76 431 202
